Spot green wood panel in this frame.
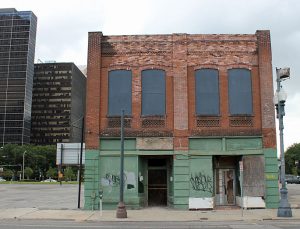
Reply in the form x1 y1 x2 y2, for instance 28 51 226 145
189 138 222 151
265 165 279 173
174 167 189 175
226 138 262 150
173 189 189 197
265 157 278 165
266 202 279 209
100 139 136 150
174 174 190 182
266 180 279 188
173 197 189 205
189 156 213 198
174 181 190 189
189 149 263 155
266 187 279 196
266 195 279 204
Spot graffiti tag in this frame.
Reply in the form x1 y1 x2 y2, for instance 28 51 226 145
190 172 213 193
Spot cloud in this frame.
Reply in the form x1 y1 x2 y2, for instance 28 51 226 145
2 0 300 150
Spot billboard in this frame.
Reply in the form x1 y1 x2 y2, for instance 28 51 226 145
56 143 85 165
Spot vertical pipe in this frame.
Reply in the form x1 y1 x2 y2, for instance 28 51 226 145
78 116 84 209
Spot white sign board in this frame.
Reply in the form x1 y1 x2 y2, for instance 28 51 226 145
56 143 85 165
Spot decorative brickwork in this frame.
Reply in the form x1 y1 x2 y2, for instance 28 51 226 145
229 116 253 127
196 117 220 127
86 31 275 151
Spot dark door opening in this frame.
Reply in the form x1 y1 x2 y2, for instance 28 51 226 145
148 159 167 206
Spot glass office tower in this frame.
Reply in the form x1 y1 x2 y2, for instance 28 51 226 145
0 8 37 145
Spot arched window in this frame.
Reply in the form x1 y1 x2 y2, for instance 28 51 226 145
228 68 253 115
195 69 220 115
142 69 166 116
108 70 132 116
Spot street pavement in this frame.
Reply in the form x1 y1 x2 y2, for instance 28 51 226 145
0 183 300 224
0 219 300 229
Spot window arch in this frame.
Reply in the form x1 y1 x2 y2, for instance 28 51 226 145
228 68 253 115
108 70 132 116
195 69 220 115
141 69 166 116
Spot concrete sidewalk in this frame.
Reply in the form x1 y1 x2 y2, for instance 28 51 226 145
0 207 300 222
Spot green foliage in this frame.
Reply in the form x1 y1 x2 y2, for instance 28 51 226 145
0 144 56 180
285 143 300 175
64 166 75 181
2 169 14 179
24 167 33 179
46 167 57 179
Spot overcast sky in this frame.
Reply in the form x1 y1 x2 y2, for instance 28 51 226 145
2 0 299 153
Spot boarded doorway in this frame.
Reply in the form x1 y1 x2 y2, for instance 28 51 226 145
148 159 167 206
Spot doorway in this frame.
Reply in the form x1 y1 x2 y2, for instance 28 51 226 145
147 158 168 206
214 156 241 206
216 169 236 205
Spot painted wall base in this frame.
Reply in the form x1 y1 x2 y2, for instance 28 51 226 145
236 196 265 208
189 197 214 209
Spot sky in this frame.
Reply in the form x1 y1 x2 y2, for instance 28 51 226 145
2 0 300 153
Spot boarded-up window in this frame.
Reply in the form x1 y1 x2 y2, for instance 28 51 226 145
242 155 265 197
108 70 132 116
195 69 219 115
142 69 166 116
228 69 253 115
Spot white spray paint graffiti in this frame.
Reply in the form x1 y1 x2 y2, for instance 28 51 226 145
101 171 136 193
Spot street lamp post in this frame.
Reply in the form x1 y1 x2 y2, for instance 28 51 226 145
274 67 292 217
116 109 127 218
22 151 27 180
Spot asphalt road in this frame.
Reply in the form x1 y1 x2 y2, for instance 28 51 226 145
0 183 299 210
287 184 300 207
0 219 299 229
0 183 83 209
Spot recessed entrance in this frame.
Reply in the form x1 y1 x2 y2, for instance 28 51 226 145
148 159 168 206
214 156 241 206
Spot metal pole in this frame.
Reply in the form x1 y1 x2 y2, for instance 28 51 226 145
22 151 26 180
120 110 124 203
78 117 84 209
59 144 63 186
276 68 292 217
116 110 127 218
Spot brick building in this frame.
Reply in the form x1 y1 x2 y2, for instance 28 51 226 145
84 31 279 210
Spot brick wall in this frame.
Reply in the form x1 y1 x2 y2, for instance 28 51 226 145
85 31 275 150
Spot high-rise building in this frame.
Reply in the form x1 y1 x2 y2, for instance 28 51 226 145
0 8 37 145
31 62 86 145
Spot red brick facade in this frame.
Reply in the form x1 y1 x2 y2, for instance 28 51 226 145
85 31 276 150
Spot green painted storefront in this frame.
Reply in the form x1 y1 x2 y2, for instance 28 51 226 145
84 137 279 210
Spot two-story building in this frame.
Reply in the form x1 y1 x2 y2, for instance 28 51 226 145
84 31 279 210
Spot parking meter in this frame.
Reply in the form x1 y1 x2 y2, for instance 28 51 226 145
99 189 103 199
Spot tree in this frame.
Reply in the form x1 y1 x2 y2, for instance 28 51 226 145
64 167 75 181
0 144 56 180
285 143 300 175
46 167 57 179
2 169 13 180
24 167 33 180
